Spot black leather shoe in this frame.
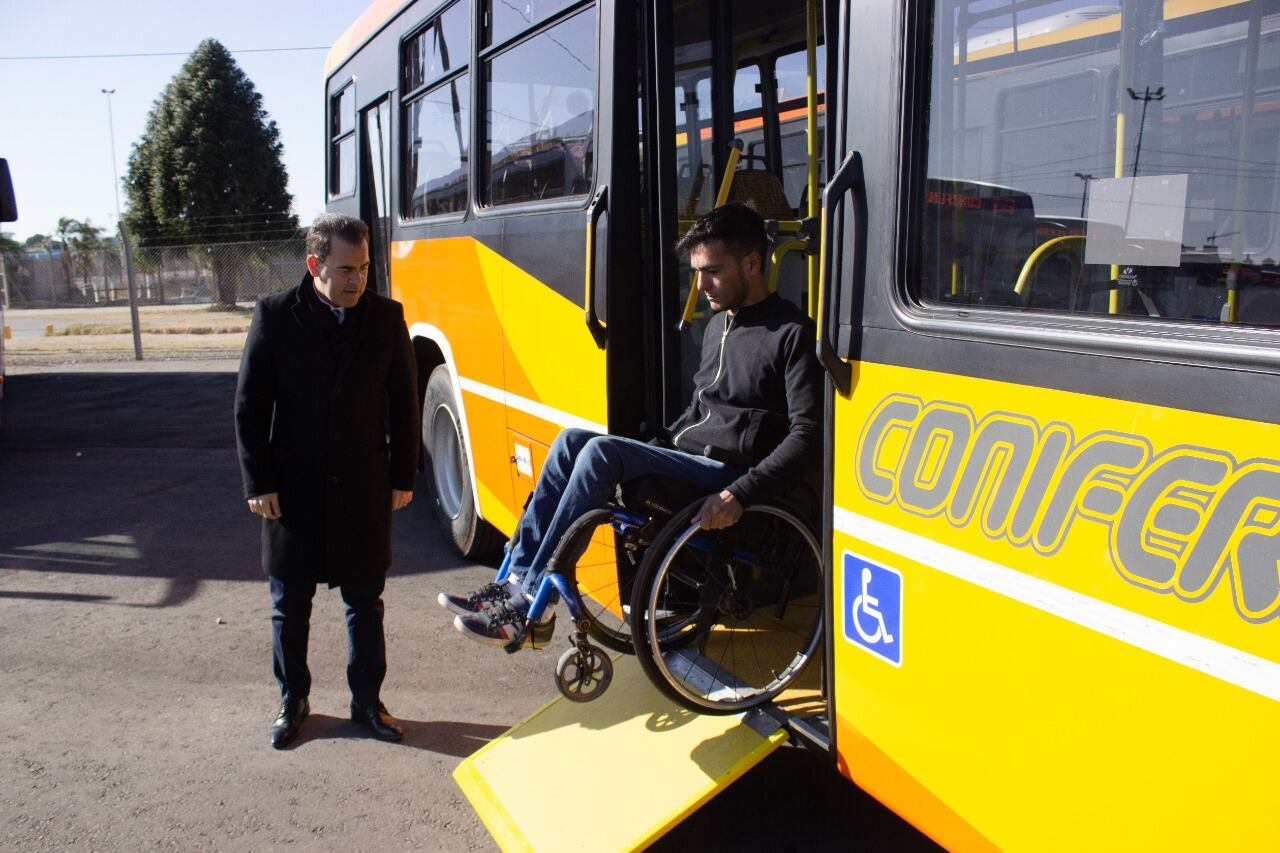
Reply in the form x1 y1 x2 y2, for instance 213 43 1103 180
270 695 310 749
350 699 403 741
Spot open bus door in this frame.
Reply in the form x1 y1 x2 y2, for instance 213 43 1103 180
453 1 832 848
0 158 16 411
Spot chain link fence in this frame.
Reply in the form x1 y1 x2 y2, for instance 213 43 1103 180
1 239 306 308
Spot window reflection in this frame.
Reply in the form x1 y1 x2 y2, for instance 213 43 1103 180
404 1 468 93
486 0 577 47
921 0 1280 329
484 7 596 205
405 76 470 217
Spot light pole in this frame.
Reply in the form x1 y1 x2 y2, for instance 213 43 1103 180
1074 172 1094 219
102 89 123 224
1125 86 1165 179
102 87 143 359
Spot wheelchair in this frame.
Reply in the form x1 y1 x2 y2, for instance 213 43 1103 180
493 472 824 715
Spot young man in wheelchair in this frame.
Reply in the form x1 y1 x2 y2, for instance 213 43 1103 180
439 201 824 647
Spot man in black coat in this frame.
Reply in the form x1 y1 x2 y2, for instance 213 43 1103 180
235 213 419 749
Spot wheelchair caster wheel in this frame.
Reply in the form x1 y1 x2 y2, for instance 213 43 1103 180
555 643 613 702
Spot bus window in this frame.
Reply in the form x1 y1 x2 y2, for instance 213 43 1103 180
918 0 1280 329
403 76 470 217
774 45 825 211
485 0 578 49
482 7 596 206
734 63 765 169
402 2 470 218
403 0 467 92
329 83 356 198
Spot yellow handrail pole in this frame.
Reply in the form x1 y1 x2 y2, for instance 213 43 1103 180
1013 235 1086 298
678 144 743 330
1110 111 1125 314
769 240 810 293
805 0 820 318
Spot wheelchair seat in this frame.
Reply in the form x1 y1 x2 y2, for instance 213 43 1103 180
617 475 708 520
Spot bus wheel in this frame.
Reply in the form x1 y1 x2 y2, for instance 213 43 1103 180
423 365 503 558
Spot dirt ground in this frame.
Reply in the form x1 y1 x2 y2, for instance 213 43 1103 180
0 356 937 851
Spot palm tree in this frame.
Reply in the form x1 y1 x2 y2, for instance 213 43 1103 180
55 217 82 299
70 220 104 297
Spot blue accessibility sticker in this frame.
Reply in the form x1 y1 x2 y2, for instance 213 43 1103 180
843 552 902 666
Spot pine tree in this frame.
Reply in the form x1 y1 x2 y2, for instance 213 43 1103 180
124 39 297 306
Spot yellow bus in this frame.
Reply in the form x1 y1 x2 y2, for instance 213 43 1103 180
325 0 1279 848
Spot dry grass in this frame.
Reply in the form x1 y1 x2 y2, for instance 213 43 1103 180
54 324 247 336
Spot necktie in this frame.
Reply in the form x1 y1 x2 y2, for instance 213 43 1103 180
330 306 345 325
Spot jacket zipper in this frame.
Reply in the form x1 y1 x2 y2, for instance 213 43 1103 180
672 312 734 450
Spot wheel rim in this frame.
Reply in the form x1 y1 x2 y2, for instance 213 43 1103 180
645 505 823 712
430 403 465 520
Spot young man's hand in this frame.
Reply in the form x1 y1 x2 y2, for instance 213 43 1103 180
391 489 413 511
696 489 742 530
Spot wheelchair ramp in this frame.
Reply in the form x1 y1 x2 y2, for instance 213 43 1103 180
453 653 788 852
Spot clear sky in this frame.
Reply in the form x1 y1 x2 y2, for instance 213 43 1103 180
0 0 374 242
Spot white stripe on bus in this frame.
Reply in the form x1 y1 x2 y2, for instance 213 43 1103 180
457 376 608 435
833 507 1280 703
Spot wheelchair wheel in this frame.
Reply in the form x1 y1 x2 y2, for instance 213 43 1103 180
553 508 636 653
629 502 822 715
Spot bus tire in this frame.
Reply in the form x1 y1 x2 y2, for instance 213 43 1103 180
423 365 503 558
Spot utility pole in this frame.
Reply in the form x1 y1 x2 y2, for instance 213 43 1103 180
103 88 142 360
1074 172 1094 218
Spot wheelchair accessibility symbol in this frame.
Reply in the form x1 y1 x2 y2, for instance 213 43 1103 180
843 553 902 665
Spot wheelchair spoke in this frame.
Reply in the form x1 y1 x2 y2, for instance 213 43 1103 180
638 504 824 713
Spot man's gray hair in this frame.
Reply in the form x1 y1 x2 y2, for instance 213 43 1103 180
305 213 369 261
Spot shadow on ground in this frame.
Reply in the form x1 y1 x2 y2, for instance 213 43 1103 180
0 372 470 607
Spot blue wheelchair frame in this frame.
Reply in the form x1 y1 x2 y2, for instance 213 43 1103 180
493 505 652 632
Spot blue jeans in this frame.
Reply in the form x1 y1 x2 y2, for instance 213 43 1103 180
510 428 742 597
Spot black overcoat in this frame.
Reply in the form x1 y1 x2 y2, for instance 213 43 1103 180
234 275 419 587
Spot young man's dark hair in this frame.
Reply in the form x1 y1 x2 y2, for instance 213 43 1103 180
674 200 768 267
305 213 370 261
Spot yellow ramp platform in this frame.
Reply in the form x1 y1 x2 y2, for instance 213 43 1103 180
454 653 788 852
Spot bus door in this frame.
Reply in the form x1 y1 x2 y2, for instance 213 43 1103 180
633 0 829 728
642 0 826 427
820 1 1280 848
476 1 646 513
359 97 393 295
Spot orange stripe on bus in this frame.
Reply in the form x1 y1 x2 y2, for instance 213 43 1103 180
836 717 1000 853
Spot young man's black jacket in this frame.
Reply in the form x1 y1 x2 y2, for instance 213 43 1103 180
667 292 823 506
234 275 419 587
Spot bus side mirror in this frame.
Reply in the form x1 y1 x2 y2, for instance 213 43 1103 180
0 159 17 222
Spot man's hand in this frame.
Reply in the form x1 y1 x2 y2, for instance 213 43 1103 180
391 489 413 511
695 489 743 530
247 492 282 520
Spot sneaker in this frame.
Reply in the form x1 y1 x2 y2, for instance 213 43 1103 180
437 581 514 617
454 601 556 649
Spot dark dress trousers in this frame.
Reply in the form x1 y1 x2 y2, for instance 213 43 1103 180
234 274 419 702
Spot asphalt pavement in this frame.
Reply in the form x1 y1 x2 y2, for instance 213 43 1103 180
0 367 938 851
